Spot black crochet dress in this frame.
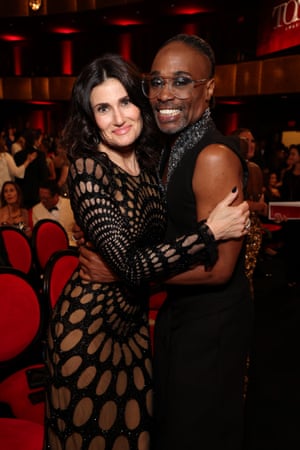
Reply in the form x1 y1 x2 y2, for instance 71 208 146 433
44 154 217 450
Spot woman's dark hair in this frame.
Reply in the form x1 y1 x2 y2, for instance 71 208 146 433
62 53 160 169
0 181 23 207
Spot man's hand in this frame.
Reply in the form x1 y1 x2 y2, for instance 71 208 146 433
79 246 118 283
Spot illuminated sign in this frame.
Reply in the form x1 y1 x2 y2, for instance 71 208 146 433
257 0 300 56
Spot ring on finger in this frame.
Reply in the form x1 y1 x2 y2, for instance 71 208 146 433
245 218 251 230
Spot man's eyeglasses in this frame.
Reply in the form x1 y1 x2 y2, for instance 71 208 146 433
141 75 208 100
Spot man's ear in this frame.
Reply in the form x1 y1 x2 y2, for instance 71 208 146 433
206 78 215 103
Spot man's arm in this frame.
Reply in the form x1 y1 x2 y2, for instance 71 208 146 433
167 143 245 286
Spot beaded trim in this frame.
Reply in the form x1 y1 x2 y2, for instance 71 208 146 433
165 108 215 185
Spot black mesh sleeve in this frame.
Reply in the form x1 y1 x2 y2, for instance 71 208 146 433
69 157 218 288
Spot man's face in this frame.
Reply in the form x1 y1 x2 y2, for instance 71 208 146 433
39 188 58 210
149 41 215 135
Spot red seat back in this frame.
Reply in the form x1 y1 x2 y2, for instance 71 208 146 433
0 364 45 424
43 248 79 309
0 418 44 450
32 219 69 272
0 226 33 275
0 268 41 363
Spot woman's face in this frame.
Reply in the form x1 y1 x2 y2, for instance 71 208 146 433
269 173 277 186
90 78 143 151
3 183 18 204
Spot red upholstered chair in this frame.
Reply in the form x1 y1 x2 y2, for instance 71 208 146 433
43 248 79 311
0 267 46 427
0 417 44 450
31 219 69 276
0 225 34 277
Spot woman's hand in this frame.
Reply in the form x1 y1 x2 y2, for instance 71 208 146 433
71 222 86 246
79 246 118 282
206 188 250 241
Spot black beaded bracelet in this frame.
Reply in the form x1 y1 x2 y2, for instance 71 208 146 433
198 219 218 269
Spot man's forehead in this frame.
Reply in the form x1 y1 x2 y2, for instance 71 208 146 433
151 43 207 74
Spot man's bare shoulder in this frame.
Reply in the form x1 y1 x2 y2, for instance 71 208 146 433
194 143 242 174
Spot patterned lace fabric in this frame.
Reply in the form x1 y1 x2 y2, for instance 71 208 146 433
44 154 218 450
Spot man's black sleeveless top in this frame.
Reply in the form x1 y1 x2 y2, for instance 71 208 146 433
163 127 250 317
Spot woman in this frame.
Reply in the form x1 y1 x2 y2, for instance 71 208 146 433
44 54 249 450
0 181 31 237
230 128 268 290
0 135 36 193
52 141 70 196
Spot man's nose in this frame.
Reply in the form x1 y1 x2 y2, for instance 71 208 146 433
157 80 174 100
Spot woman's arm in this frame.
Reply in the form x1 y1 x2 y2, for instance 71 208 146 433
69 157 249 287
5 152 36 178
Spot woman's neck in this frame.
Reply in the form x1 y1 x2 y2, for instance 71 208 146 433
99 144 140 176
7 203 20 214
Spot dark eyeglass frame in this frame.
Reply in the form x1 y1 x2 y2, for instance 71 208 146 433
141 75 209 99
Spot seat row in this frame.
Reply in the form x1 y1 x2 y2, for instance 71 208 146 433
0 219 71 284
0 248 80 450
0 224 167 449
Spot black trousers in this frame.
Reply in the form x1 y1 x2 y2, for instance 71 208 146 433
153 296 253 450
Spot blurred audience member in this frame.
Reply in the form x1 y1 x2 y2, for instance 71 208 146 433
264 172 281 203
279 143 300 287
230 128 268 288
14 129 49 208
40 137 56 180
11 133 26 156
5 126 16 153
52 141 70 197
0 135 36 193
32 179 75 243
0 181 31 237
279 151 294 186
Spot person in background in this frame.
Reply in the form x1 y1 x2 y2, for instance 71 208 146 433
11 132 26 156
40 137 56 180
0 181 31 237
44 52 249 450
0 134 36 194
5 126 16 154
51 140 70 197
14 128 49 208
32 179 75 243
230 128 268 287
264 172 281 203
279 143 300 287
74 35 253 450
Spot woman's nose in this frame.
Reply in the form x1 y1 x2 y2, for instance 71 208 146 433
113 108 125 124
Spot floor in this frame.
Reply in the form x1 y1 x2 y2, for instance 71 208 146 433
244 253 300 450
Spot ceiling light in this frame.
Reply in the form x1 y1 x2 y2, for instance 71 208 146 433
29 0 42 12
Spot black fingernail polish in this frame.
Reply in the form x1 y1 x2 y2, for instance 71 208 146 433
232 186 237 193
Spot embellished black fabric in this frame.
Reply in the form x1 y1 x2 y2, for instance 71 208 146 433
44 154 218 450
165 108 214 184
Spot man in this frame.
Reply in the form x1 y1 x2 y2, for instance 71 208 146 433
14 128 49 208
32 180 75 243
74 34 252 450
